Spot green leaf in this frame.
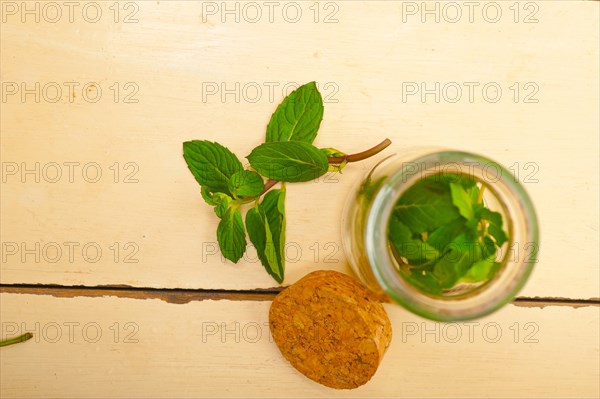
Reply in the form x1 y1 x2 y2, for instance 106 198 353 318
388 215 439 265
460 256 500 283
466 185 480 204
245 189 286 283
480 208 508 246
328 163 348 173
399 268 442 296
426 218 469 252
321 148 348 173
262 189 286 269
360 175 386 204
246 206 283 283
450 182 475 220
457 174 478 189
247 141 329 182
228 170 264 198
201 186 217 206
266 82 324 144
320 147 346 157
393 176 461 234
217 207 246 263
183 140 243 195
482 235 497 258
212 193 233 219
432 234 483 289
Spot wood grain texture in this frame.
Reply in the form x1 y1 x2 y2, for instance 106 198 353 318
0 293 598 398
1 1 599 300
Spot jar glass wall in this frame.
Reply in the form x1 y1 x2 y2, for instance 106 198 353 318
342 150 539 321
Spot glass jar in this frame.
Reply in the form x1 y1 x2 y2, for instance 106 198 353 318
342 149 539 321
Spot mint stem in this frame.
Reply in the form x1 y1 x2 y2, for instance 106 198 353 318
260 179 279 195
477 185 486 204
328 138 392 164
0 333 33 347
258 138 392 196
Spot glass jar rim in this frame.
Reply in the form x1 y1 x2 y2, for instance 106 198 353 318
365 150 539 321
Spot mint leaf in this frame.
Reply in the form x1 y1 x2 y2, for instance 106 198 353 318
321 148 348 173
201 186 217 206
480 208 508 246
183 140 243 195
245 189 286 283
361 176 386 204
393 176 461 233
246 206 283 283
228 170 264 198
432 234 482 289
450 182 475 220
482 235 497 258
266 82 323 144
213 193 233 218
217 207 246 263
389 215 439 265
466 185 480 204
426 218 468 252
460 256 500 283
457 174 478 189
320 147 346 157
247 141 329 182
262 189 286 269
398 268 442 295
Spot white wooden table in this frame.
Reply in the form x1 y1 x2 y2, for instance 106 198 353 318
1 1 599 397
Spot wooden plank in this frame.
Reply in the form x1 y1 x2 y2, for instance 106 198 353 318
0 293 598 398
1 1 598 299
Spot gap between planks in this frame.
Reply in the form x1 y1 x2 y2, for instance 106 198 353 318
0 284 598 308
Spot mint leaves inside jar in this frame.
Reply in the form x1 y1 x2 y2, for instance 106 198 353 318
387 173 509 295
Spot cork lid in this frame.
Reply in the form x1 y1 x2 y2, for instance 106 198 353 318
269 270 393 389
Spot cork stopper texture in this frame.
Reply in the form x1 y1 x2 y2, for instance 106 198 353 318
269 270 393 389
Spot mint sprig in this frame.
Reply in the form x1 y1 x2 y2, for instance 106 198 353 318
183 82 391 283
